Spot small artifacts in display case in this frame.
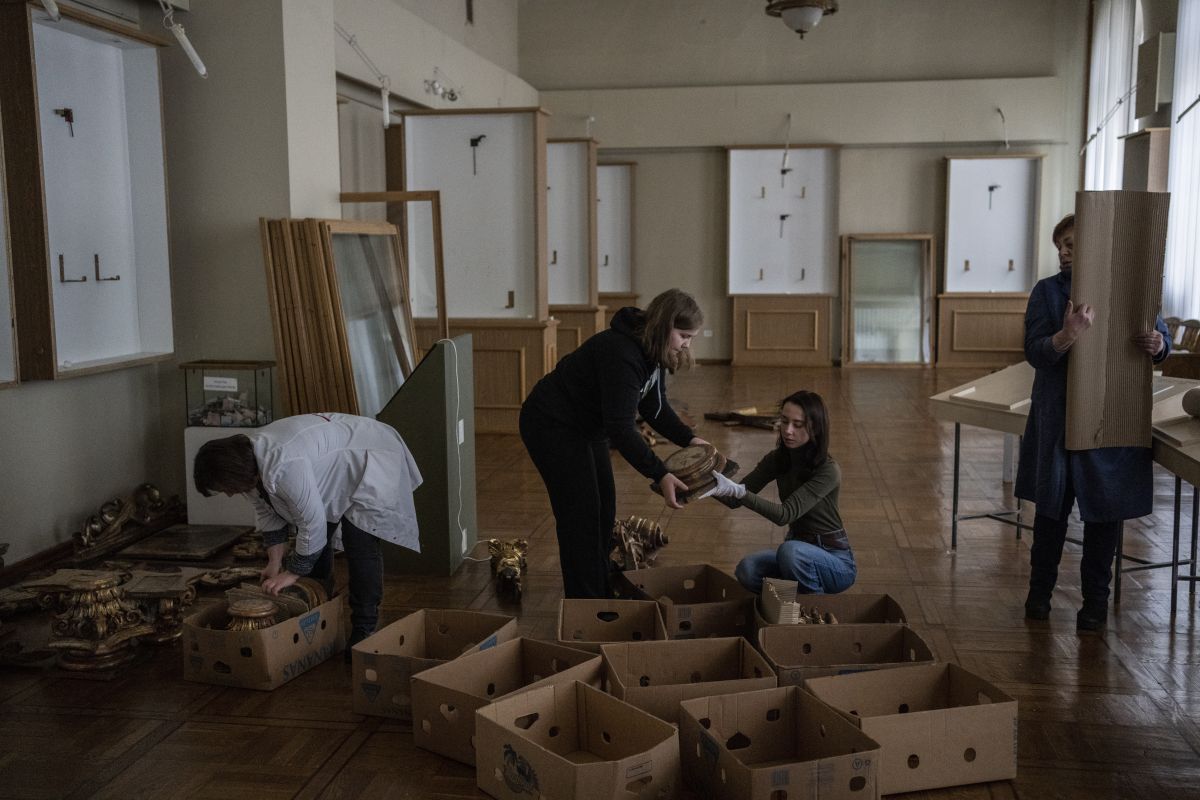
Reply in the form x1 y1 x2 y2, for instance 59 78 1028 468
180 360 274 427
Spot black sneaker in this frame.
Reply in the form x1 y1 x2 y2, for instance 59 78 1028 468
1076 604 1107 633
1024 601 1051 621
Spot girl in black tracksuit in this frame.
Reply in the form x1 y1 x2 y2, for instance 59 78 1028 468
519 289 706 598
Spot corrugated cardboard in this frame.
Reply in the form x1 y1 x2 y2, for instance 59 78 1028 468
615 563 754 639
601 637 777 724
557 599 669 653
758 624 935 686
759 580 908 626
804 663 1018 795
352 608 518 720
182 595 344 691
679 686 882 800
1067 190 1170 450
413 637 603 766
946 361 1035 411
475 680 681 800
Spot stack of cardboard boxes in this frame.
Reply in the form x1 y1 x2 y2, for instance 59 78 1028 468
181 563 1017 799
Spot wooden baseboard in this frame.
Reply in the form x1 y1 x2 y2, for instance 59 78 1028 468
0 540 73 588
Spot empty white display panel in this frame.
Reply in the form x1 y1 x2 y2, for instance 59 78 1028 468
33 16 172 373
547 141 593 305
597 163 633 293
728 147 838 295
944 156 1041 293
402 110 545 319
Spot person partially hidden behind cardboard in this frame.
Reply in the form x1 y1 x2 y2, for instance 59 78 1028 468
1017 213 1170 632
703 390 856 596
193 413 423 656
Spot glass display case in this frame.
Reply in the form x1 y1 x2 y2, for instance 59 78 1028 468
180 360 274 428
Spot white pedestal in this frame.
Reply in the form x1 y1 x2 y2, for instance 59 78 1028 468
184 426 255 526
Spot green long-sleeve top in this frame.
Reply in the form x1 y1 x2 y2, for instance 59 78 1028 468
736 447 845 537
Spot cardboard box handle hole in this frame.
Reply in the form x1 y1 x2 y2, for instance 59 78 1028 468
849 776 866 792
898 703 910 713
907 754 920 769
602 731 612 743
639 675 652 687
802 644 812 655
683 579 696 590
726 732 751 750
398 635 405 646
625 776 653 792
690 671 703 683
292 634 299 644
596 611 620 622
853 642 862 654
213 661 231 674
964 747 977 762
240 647 253 658
365 669 378 681
572 629 585 640
437 624 450 635
515 713 539 730
679 621 692 631
632 631 643 640
699 717 711 729
770 791 786 800
486 682 496 696
766 709 780 722
549 726 560 737
440 704 458 722
819 724 827 738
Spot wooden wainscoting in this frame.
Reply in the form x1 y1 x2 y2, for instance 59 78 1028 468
549 304 606 362
600 292 639 326
416 318 558 433
731 295 834 366
935 293 1028 367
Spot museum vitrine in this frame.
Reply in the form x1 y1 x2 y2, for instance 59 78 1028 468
0 3 174 379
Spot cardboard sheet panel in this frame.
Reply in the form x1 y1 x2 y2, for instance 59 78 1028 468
1067 190 1169 450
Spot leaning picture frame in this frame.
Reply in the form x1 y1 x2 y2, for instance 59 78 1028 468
317 218 418 418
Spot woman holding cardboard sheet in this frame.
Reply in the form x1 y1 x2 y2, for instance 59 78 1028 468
520 289 707 599
1017 213 1170 632
704 390 856 596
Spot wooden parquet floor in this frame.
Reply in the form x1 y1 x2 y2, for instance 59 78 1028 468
4 365 1200 798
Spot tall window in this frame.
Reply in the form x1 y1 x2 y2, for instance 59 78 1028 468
1164 0 1200 317
1084 0 1141 189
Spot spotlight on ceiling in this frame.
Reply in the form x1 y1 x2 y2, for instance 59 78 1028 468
765 0 838 39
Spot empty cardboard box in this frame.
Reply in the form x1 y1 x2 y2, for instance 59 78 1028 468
758 623 934 686
557 599 669 653
804 663 1017 795
679 685 882 800
616 563 754 639
413 637 603 766
759 580 908 626
353 608 518 720
475 680 681 800
182 595 344 691
602 637 777 724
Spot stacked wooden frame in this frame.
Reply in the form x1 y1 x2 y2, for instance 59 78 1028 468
258 218 424 416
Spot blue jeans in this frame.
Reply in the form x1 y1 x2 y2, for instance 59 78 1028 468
735 540 857 595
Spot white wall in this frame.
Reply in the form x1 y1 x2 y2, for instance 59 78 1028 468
397 0 520 76
523 0 1089 360
335 0 537 109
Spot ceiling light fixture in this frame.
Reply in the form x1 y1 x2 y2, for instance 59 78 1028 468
765 0 838 39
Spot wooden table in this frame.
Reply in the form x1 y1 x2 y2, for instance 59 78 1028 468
931 364 1200 606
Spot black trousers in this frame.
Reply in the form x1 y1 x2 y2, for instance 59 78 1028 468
1028 513 1121 609
520 406 615 599
310 519 383 636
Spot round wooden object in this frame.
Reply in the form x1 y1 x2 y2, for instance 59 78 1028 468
663 444 717 483
1184 387 1200 418
226 597 279 631
283 577 328 611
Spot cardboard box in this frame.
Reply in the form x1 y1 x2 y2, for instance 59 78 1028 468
804 663 1018 795
679 685 882 800
616 564 754 639
602 637 777 724
557 599 669 653
760 580 908 625
475 680 681 800
413 637 604 766
353 608 518 720
758 624 935 686
182 595 344 691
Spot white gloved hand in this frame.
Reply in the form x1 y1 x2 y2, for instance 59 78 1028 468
701 470 746 500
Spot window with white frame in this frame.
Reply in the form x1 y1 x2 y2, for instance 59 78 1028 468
1163 0 1200 318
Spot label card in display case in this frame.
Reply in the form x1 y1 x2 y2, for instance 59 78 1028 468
0 4 173 380
944 155 1042 294
597 162 634 294
391 109 547 320
727 147 838 295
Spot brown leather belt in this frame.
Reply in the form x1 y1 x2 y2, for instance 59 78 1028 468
791 529 850 551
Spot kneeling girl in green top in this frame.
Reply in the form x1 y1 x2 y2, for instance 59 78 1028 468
703 390 856 595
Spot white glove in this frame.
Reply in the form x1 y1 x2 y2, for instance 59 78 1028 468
701 470 745 500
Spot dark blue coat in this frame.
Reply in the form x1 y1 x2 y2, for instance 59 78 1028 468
1014 271 1170 522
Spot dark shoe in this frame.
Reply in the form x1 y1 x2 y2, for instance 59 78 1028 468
1024 601 1051 620
1076 604 1107 633
344 627 372 663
